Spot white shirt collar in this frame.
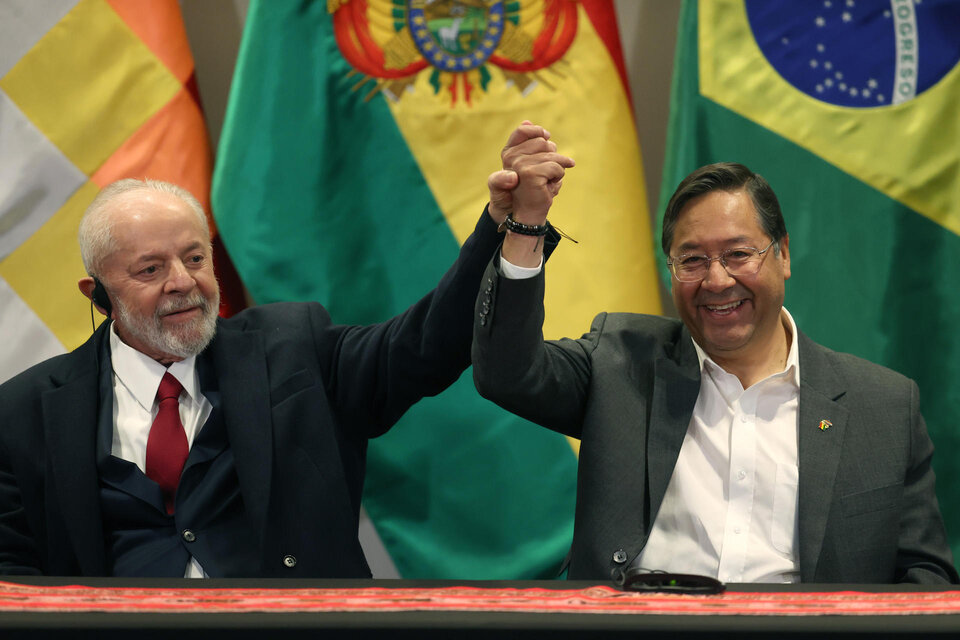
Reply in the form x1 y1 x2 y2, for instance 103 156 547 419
691 307 800 388
109 323 200 410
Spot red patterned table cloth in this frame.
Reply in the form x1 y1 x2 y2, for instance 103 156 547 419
1 582 959 616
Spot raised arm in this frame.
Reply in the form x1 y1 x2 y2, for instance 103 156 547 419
473 122 593 438
319 123 571 436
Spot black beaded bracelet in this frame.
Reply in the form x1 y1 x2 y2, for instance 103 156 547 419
498 213 550 237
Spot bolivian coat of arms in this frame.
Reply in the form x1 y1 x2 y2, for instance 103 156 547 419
329 0 579 105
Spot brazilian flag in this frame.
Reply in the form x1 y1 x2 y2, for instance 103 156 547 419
661 0 960 563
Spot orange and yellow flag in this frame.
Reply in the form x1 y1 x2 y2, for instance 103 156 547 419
0 0 241 383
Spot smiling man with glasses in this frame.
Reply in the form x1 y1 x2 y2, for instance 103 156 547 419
473 161 957 586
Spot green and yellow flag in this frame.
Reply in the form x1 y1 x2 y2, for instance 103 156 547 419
212 0 661 578
661 0 960 562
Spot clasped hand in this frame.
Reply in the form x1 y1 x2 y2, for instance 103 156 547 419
487 120 575 227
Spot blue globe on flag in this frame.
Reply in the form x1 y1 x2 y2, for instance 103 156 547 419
745 0 960 107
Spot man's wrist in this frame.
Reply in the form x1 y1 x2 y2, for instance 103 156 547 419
498 213 550 237
486 202 509 225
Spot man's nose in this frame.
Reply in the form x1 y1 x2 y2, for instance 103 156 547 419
700 258 735 291
164 261 196 293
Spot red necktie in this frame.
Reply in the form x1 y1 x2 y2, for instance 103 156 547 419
146 372 188 515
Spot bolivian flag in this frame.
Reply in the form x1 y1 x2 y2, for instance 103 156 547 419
0 0 238 384
660 0 960 563
212 0 661 578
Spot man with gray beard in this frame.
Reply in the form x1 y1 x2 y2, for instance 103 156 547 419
0 123 571 578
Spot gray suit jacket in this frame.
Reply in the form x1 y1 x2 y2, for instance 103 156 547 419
473 260 957 584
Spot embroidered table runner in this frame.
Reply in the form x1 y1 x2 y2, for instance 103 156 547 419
2 583 959 616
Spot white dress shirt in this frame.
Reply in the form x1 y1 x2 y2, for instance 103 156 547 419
637 309 801 583
109 327 212 578
499 254 543 279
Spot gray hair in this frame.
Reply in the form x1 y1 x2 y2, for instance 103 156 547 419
78 179 209 277
661 162 787 255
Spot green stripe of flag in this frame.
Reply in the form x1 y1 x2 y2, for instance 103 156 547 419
212 2 453 313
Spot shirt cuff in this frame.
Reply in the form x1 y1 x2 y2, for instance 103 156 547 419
499 254 543 280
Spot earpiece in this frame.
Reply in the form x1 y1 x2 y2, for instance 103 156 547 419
91 278 112 316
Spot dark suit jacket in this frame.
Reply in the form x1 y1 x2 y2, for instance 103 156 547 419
0 212 503 577
473 260 958 584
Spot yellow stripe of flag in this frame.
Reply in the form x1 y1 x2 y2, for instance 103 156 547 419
0 0 180 176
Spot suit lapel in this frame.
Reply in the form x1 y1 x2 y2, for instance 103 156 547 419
796 332 849 581
207 322 273 541
647 329 701 532
43 330 108 575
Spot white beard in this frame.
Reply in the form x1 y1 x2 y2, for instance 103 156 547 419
115 290 219 359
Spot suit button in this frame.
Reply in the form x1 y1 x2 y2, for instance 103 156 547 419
480 317 487 327
283 555 297 568
181 530 196 543
612 549 627 564
485 286 493 294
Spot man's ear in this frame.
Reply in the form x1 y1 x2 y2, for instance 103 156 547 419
79 277 110 317
78 276 95 301
779 234 791 281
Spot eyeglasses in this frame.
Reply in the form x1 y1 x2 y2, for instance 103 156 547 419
619 568 726 594
666 239 778 283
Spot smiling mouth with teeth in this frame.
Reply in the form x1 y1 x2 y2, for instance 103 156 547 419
705 300 743 312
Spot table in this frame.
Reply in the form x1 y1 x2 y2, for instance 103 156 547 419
2 578 959 638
